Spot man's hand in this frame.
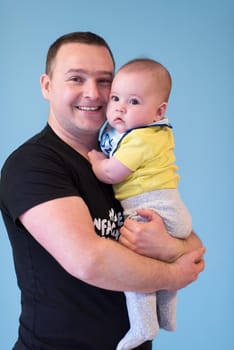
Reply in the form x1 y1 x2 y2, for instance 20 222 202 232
166 247 205 291
119 208 204 262
119 208 186 261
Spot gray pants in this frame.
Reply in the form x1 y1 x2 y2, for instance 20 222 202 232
121 188 192 238
117 189 192 350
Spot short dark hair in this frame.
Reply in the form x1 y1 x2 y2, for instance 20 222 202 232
45 31 115 75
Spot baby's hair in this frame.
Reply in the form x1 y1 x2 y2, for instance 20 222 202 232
118 58 172 101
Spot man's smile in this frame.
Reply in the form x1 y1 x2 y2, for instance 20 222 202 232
76 106 102 111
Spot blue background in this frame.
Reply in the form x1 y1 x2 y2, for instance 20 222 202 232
1 0 233 349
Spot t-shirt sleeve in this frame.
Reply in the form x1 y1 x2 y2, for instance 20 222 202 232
1 144 79 223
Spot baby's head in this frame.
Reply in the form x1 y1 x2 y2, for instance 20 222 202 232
118 58 172 102
107 58 172 133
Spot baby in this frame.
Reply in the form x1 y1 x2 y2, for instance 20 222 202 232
89 58 192 350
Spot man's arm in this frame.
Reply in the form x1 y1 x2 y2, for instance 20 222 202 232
119 208 204 262
19 196 205 293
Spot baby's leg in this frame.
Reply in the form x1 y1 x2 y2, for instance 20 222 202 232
157 290 177 331
116 291 159 350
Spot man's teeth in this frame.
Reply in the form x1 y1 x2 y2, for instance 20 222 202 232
77 106 100 111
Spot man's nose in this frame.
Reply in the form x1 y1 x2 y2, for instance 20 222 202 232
83 80 100 99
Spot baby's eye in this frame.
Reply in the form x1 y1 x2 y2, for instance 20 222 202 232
111 95 119 102
129 98 139 105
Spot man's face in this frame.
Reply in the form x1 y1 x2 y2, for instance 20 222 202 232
41 43 114 137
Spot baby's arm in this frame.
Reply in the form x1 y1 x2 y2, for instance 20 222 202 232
88 150 132 184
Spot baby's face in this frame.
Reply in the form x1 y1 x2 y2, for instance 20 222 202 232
106 70 164 133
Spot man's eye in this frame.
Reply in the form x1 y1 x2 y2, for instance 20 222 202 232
70 76 83 83
130 98 139 105
98 79 112 86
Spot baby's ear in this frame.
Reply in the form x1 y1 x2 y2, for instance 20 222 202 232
154 102 168 121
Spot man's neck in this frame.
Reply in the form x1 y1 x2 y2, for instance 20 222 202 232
48 119 99 159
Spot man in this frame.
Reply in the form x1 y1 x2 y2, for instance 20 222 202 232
0 32 205 350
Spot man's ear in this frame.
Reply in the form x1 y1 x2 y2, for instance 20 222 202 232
40 73 51 100
154 102 168 121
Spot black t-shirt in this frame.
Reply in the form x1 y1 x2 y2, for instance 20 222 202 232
0 125 134 350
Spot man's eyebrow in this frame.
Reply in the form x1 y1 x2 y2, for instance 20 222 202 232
66 68 113 77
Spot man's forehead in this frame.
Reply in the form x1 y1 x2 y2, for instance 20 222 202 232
51 44 114 77
65 68 113 79
57 43 113 66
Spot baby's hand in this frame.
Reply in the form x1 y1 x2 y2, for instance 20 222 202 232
88 150 107 165
88 149 131 184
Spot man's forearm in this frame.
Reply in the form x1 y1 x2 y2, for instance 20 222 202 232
164 230 203 263
183 231 203 253
75 235 205 293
